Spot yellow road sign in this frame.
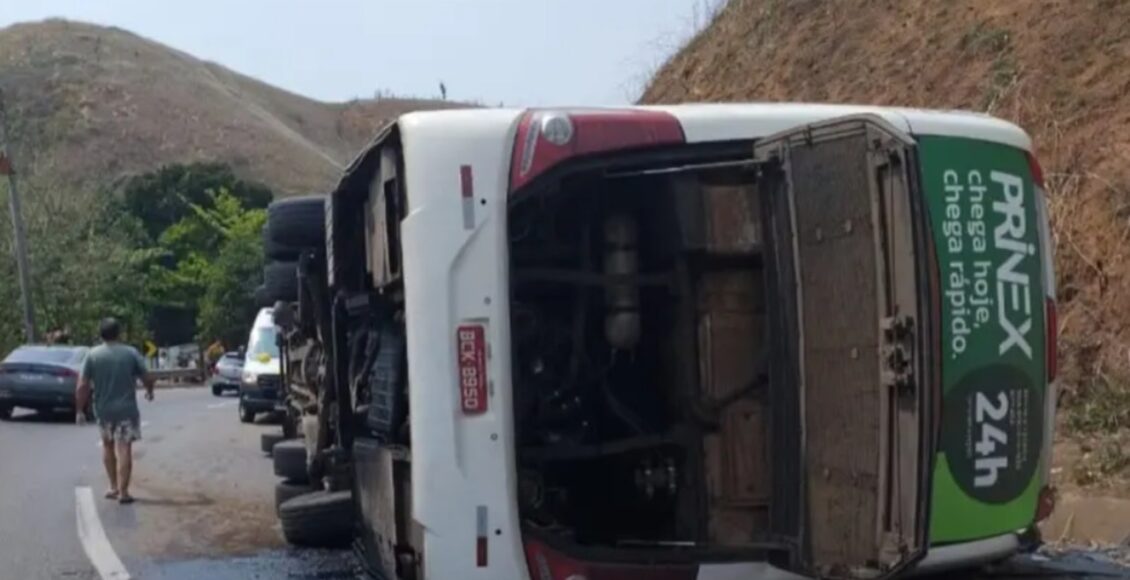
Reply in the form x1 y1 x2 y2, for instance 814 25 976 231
144 340 157 358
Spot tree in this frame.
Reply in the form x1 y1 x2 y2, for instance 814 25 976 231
111 162 272 243
0 182 148 354
112 163 275 344
0 161 273 355
197 201 266 346
152 187 266 346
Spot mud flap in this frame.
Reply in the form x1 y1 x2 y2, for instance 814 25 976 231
755 115 931 579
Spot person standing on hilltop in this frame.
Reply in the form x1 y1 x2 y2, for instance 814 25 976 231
75 318 156 505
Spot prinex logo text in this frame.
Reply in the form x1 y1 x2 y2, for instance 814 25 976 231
991 171 1035 358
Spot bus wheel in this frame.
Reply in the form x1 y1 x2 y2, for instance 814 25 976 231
279 490 353 548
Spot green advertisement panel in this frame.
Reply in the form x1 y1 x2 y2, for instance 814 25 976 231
918 136 1047 544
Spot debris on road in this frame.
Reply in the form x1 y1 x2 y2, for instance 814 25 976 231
138 548 365 580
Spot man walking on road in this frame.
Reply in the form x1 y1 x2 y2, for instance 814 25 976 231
76 318 155 504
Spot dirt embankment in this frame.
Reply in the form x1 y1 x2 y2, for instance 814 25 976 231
643 0 1130 542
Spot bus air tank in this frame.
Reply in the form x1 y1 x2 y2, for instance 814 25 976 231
604 213 640 350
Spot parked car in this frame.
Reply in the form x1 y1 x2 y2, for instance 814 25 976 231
0 345 90 420
210 351 245 396
238 308 283 423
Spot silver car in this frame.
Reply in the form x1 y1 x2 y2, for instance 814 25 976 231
0 345 89 420
210 351 244 396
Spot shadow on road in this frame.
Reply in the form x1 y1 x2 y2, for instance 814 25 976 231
919 549 1130 579
139 548 364 580
253 413 284 426
4 409 76 424
132 495 216 508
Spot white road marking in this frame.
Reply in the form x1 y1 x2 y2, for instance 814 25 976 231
75 486 131 580
207 401 236 409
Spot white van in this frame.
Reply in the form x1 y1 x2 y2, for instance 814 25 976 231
266 104 1057 580
239 307 283 423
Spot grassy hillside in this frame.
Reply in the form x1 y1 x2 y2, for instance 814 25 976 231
643 0 1130 490
0 19 464 195
645 0 1129 415
0 19 473 360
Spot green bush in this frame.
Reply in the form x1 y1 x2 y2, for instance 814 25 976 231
0 162 272 354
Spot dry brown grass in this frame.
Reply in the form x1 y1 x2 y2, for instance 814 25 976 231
643 0 1130 427
641 0 1130 496
0 19 467 196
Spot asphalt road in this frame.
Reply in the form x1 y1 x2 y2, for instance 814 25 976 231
0 387 1126 580
0 387 362 580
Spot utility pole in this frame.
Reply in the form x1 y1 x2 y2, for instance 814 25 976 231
0 88 36 343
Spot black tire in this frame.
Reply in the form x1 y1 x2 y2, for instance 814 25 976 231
282 412 299 439
273 439 309 483
239 403 255 424
275 480 314 513
279 490 353 548
263 261 299 303
265 238 301 261
267 195 325 248
212 384 223 397
1018 525 1043 553
296 263 318 335
264 225 302 261
261 431 287 454
0 405 11 420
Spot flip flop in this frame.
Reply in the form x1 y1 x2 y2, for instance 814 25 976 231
118 495 135 505
104 490 119 500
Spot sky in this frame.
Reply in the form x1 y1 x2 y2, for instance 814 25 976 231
0 0 721 106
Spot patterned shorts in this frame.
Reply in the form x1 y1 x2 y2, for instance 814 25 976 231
98 418 142 444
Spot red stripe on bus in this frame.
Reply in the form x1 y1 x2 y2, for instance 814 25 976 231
460 165 473 199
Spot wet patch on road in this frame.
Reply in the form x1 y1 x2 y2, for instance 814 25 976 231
110 479 284 560
943 549 1130 579
1027 546 1130 576
136 548 365 579
134 547 1130 580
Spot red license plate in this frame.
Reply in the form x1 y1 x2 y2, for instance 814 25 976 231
456 324 488 414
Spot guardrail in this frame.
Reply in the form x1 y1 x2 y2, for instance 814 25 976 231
150 368 205 383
